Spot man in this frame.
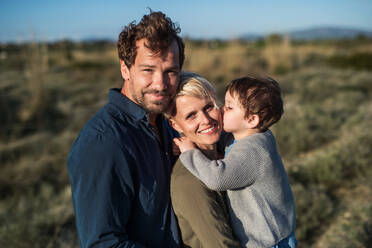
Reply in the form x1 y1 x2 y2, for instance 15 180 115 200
67 11 185 247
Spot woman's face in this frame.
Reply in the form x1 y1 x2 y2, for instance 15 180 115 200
171 95 222 148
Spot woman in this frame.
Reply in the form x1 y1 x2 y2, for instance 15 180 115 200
166 72 241 248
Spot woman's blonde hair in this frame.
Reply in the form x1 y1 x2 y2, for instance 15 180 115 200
166 71 217 118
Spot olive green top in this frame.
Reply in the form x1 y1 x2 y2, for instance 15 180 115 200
171 159 242 248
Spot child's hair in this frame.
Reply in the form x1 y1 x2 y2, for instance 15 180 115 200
226 76 283 131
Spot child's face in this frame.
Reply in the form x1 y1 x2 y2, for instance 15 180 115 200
223 91 249 136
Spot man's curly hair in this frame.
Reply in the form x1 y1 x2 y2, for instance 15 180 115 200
117 10 185 69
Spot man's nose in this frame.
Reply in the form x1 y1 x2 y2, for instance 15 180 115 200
152 72 169 91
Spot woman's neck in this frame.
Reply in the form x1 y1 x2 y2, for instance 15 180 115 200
196 144 220 159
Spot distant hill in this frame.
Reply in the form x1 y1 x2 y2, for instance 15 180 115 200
239 27 372 41
237 33 262 41
287 27 372 40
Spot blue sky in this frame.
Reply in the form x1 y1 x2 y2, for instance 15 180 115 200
1 0 372 42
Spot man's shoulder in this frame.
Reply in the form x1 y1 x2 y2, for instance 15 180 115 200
69 104 138 156
83 104 136 139
67 105 137 172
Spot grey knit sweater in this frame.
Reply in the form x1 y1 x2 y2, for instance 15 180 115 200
180 130 296 248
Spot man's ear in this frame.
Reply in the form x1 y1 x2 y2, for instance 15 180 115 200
120 59 130 81
246 114 260 129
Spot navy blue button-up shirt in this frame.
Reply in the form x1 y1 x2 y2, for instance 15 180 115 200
67 88 181 248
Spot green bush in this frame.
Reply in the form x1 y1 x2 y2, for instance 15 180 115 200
1 39 372 247
0 184 76 248
289 128 372 190
327 52 372 71
319 202 372 248
292 184 335 247
274 104 340 158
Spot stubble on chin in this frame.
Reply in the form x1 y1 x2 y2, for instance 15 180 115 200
130 85 174 113
140 96 172 114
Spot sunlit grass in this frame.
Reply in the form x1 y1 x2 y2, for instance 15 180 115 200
1 37 372 247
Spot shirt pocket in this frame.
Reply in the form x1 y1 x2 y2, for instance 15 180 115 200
139 181 158 214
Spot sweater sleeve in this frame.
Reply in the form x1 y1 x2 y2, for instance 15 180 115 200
179 139 268 191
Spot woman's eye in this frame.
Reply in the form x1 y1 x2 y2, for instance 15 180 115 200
205 104 214 111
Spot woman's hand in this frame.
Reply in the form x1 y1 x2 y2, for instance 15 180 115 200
173 137 196 153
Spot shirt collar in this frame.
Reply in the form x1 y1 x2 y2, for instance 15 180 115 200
108 88 148 123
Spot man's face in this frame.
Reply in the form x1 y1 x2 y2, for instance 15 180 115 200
121 39 180 114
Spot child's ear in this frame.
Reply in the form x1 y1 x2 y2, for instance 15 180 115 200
246 114 260 129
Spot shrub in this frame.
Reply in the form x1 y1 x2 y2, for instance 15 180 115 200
292 184 335 247
327 52 372 71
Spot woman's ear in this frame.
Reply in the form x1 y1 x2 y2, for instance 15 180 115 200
120 59 130 81
246 114 260 129
169 119 184 136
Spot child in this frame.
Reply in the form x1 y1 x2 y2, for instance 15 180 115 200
174 76 297 248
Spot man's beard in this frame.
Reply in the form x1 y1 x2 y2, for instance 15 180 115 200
134 89 172 114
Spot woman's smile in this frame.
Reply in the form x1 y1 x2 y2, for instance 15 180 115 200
198 123 218 134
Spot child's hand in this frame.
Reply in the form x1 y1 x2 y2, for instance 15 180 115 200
173 137 196 153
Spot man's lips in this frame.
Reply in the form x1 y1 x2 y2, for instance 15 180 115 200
144 91 169 101
148 93 166 100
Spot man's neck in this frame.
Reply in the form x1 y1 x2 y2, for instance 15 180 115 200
149 113 158 127
149 113 164 147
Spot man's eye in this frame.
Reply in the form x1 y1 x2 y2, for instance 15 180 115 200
167 70 179 76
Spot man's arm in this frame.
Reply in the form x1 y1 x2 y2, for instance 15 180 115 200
67 136 145 248
179 140 267 191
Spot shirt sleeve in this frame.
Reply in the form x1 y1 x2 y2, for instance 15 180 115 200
171 162 242 248
179 140 268 191
67 134 146 248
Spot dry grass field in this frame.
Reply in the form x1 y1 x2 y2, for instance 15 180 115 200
1 36 372 247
